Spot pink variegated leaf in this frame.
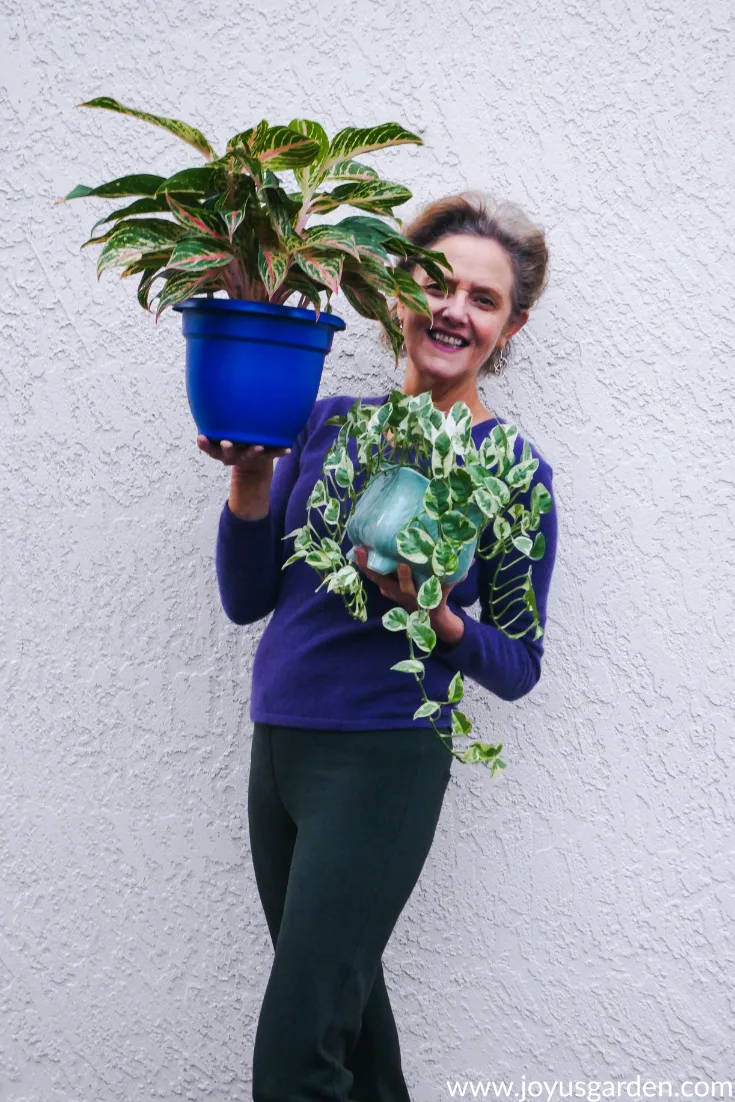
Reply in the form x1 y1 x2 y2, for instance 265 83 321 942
165 193 228 240
167 237 235 273
256 240 290 296
77 97 217 159
254 125 322 171
293 249 343 295
298 224 360 259
153 271 222 319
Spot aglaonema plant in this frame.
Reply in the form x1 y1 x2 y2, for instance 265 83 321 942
281 390 553 775
56 97 452 362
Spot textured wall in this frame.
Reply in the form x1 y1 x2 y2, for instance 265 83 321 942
1 0 734 1096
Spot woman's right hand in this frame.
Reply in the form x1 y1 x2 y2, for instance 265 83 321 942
196 435 291 478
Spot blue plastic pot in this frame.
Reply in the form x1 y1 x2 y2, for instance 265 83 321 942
172 297 346 447
345 466 485 588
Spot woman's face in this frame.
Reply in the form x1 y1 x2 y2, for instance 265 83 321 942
396 234 529 385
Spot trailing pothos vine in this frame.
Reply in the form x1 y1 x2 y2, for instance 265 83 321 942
282 389 553 775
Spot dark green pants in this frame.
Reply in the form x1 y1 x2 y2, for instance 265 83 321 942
248 721 454 1102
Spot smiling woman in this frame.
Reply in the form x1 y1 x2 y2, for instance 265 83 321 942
379 189 549 383
213 188 556 1101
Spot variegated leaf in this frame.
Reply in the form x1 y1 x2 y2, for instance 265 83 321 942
90 194 190 234
391 267 433 318
220 206 249 241
309 180 412 216
277 270 323 317
323 159 379 183
342 253 394 294
153 166 226 198
154 271 221 318
77 97 217 159
165 194 228 240
256 241 290 295
323 123 423 169
137 266 172 311
120 252 173 278
57 175 166 204
339 273 392 324
255 126 323 170
96 221 183 277
293 249 343 294
299 225 360 259
167 237 235 273
288 119 330 193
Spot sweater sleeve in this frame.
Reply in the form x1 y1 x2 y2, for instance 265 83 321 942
432 462 558 702
215 425 307 625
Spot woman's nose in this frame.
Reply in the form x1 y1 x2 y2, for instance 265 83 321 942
441 293 469 320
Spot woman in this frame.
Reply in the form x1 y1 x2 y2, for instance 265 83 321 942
198 191 557 1102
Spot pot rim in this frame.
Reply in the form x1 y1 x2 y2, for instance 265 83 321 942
172 295 346 330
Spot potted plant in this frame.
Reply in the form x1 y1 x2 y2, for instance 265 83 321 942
56 97 452 446
282 389 553 775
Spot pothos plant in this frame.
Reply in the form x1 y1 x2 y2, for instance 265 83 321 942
56 96 451 361
282 389 553 775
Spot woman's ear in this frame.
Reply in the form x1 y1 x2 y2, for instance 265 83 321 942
501 309 529 345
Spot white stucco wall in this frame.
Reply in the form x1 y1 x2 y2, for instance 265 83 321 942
2 0 734 1096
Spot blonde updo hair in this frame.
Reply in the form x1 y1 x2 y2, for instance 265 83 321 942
379 190 550 377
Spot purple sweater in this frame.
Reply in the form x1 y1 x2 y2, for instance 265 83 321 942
215 393 558 731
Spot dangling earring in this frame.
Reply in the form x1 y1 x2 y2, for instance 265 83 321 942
494 343 509 374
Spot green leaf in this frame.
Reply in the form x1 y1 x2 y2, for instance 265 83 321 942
531 482 553 514
95 220 182 277
440 510 477 543
414 700 441 719
423 479 452 519
323 123 423 169
343 253 395 294
299 224 361 259
391 658 425 675
168 237 234 273
431 541 459 578
383 607 410 631
305 550 334 570
529 531 546 561
77 96 217 158
451 709 473 736
417 575 442 610
88 194 191 234
256 227 289 294
255 125 322 170
447 673 464 704
58 174 166 203
278 270 323 317
293 249 344 295
153 271 219 317
153 166 226 198
339 271 392 324
166 194 227 239
395 526 430 564
407 619 436 653
289 118 330 193
391 267 432 319
334 451 355 488
323 499 341 526
309 180 412 216
324 159 380 183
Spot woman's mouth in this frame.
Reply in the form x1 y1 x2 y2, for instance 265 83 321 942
425 327 470 354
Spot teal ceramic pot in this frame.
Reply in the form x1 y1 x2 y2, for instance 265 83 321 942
345 466 484 588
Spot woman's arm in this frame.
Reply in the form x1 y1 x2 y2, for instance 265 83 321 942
432 464 558 702
215 427 307 624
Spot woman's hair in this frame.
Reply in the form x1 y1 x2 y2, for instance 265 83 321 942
379 190 550 377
